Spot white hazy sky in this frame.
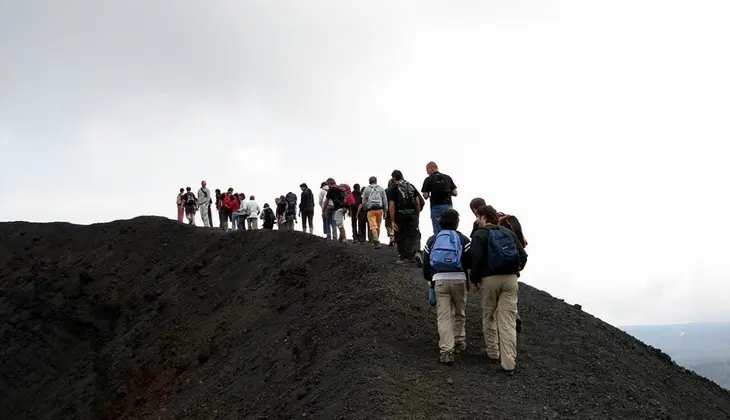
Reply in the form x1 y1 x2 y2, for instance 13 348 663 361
2 0 729 327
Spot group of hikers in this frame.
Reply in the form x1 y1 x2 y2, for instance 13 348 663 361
175 161 529 374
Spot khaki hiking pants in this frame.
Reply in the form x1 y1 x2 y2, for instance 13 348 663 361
435 280 467 354
480 274 519 370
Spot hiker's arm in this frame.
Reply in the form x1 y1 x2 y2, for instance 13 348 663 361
461 235 473 271
388 201 396 221
421 177 430 200
469 233 486 284
515 232 528 271
450 178 458 196
422 239 433 280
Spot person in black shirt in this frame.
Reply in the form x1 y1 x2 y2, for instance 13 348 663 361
421 161 458 236
322 178 348 243
387 170 422 263
299 183 315 234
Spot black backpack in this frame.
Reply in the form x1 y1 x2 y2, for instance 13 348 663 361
263 208 275 224
185 192 196 205
285 193 297 216
395 182 418 214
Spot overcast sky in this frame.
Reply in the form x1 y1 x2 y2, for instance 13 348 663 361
1 0 728 327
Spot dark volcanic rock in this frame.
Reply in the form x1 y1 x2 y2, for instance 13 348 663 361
0 216 729 420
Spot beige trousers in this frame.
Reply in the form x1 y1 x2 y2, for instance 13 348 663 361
435 280 467 353
480 274 519 370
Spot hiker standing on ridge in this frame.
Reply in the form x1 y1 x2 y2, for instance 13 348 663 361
383 179 396 246
322 178 349 243
469 197 525 333
422 208 472 365
221 188 235 231
198 180 211 227
360 176 388 249
350 184 366 243
387 170 421 263
283 192 298 231
275 196 286 229
244 195 261 230
183 187 198 225
260 203 276 229
176 188 185 223
214 189 223 229
299 183 315 234
421 161 458 235
470 204 528 376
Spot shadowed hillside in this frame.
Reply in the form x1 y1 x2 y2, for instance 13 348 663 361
1 217 729 420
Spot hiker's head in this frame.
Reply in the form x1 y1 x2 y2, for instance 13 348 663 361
353 183 360 192
369 176 377 185
387 178 396 188
476 205 499 226
227 187 233 194
300 183 308 191
249 195 255 201
275 197 280 204
326 178 336 187
439 208 460 230
426 161 438 175
391 170 404 181
186 186 191 192
469 197 487 217
264 203 269 208
179 188 184 193
320 181 327 188
215 189 221 194
201 180 207 188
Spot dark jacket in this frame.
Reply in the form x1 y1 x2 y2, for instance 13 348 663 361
300 188 315 211
470 225 527 284
422 230 472 282
471 214 527 248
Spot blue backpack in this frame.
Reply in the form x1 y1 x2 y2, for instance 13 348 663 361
429 230 463 271
486 227 520 273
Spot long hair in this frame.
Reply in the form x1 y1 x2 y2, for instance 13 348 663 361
475 205 499 224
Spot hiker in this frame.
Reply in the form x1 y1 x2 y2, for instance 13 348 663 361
470 204 528 375
183 187 198 225
299 183 315 234
237 193 248 230
387 170 422 263
283 192 298 231
260 203 276 230
221 188 235 231
383 178 396 246
319 181 338 241
176 188 185 223
215 189 224 229
350 184 367 243
360 176 388 249
197 180 211 227
244 195 261 230
322 178 349 243
207 190 213 228
469 197 526 333
421 161 458 235
275 196 286 229
422 208 472 365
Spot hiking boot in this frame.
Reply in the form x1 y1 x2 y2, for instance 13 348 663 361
439 351 455 365
414 253 424 268
503 368 515 376
374 242 381 249
454 341 467 354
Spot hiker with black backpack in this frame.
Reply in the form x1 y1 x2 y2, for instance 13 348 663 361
470 204 528 376
322 178 351 243
176 188 185 223
299 183 315 234
283 192 298 231
422 208 472 365
387 170 422 263
183 187 198 225
421 161 458 235
260 203 276 229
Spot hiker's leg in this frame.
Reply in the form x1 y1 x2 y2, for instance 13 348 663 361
336 208 347 241
404 215 420 259
200 205 210 227
327 209 338 241
307 214 314 233
322 212 331 239
393 216 407 258
384 215 394 243
481 275 500 360
177 206 184 223
302 212 308 232
350 209 357 241
452 280 467 345
430 204 446 235
436 281 455 353
358 211 367 242
207 205 213 227
495 274 519 370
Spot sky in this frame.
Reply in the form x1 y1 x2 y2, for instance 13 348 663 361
1 0 729 327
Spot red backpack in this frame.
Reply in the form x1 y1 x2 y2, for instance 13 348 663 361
339 184 355 207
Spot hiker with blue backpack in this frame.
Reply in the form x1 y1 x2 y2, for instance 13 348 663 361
470 204 528 376
422 208 473 365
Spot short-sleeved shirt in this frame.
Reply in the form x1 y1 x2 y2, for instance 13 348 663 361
386 182 423 214
421 172 457 207
326 186 345 210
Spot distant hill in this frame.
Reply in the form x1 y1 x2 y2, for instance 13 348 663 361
623 323 730 389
